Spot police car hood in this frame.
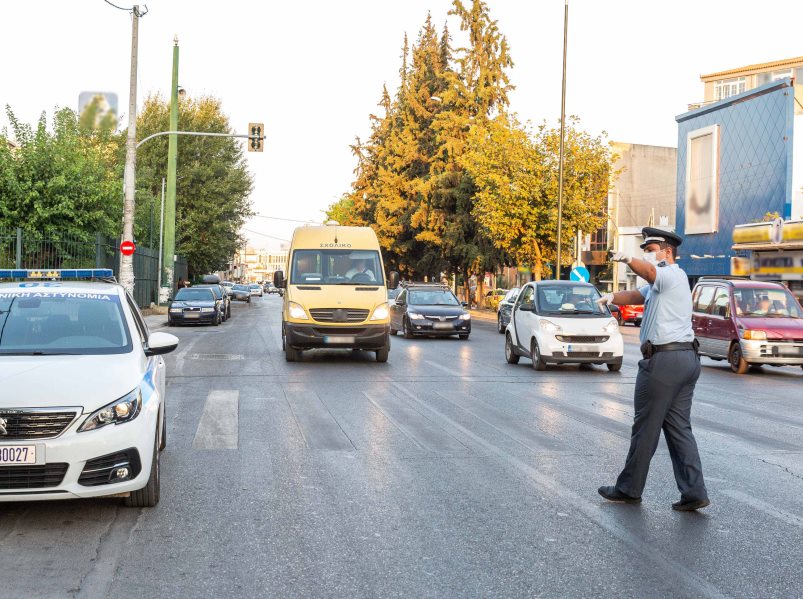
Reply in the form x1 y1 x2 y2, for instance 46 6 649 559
0 353 141 410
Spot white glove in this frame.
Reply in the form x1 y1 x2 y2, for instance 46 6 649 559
596 292 614 307
610 251 632 264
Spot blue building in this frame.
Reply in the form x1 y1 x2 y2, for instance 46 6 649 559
674 78 803 280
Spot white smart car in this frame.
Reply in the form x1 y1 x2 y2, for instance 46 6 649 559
504 280 623 372
0 269 178 506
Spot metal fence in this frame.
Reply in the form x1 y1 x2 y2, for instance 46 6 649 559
0 228 187 308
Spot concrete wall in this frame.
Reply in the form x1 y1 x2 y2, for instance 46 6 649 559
610 142 677 229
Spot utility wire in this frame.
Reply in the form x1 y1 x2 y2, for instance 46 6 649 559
242 228 290 242
251 214 321 224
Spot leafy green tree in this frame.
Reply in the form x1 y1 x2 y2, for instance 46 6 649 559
134 95 253 277
0 106 122 239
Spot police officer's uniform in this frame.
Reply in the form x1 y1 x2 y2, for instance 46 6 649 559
601 228 709 509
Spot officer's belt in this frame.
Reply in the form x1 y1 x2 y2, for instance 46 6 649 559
641 341 698 359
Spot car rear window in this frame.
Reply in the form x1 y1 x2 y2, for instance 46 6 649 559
0 293 132 355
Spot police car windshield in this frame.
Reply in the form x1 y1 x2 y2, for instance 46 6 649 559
536 284 606 316
0 293 132 355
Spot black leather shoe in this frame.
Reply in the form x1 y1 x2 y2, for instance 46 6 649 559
598 485 641 504
672 498 710 511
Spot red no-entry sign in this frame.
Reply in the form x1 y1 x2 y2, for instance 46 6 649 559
120 240 136 256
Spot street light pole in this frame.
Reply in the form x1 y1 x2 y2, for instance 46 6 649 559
555 0 569 280
159 36 180 304
120 5 143 293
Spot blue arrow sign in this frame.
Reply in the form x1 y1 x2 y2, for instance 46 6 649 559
570 266 590 282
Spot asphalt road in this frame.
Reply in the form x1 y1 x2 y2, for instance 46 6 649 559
2 295 802 598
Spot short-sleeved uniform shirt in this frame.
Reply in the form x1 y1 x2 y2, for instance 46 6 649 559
638 263 695 345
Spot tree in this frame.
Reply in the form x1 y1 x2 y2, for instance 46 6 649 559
134 95 253 277
0 106 122 240
462 115 616 279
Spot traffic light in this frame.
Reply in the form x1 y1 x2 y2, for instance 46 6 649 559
248 122 264 152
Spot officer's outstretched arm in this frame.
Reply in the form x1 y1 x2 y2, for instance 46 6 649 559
626 258 658 284
612 290 645 306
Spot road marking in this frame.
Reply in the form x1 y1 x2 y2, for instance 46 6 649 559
391 382 727 599
187 353 245 361
721 489 803 529
424 360 460 376
192 390 239 449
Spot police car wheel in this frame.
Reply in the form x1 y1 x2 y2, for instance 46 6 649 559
531 339 547 371
124 433 160 508
505 333 520 364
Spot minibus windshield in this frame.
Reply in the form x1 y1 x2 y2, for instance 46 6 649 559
290 250 384 285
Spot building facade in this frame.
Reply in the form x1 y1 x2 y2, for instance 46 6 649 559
675 77 803 280
696 56 803 106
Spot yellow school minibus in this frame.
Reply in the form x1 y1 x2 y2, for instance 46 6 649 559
273 224 398 362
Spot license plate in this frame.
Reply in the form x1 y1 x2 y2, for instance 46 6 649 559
0 445 36 465
434 322 453 330
567 344 595 353
324 336 356 344
184 312 200 319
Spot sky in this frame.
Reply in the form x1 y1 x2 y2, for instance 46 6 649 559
2 0 802 250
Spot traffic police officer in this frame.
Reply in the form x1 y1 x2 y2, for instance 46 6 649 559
596 227 710 511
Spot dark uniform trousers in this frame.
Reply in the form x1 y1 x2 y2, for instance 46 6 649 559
615 348 708 501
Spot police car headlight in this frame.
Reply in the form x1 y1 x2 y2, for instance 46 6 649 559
288 301 308 320
370 303 389 321
540 319 561 333
603 318 619 333
78 388 142 433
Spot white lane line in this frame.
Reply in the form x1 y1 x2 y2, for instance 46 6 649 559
721 489 803 529
424 360 459 376
192 390 239 449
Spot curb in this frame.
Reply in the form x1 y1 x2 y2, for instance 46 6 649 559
470 309 497 323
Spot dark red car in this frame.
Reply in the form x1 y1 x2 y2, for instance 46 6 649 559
615 304 643 326
691 277 803 374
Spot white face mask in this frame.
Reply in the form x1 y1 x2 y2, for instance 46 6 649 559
643 250 666 266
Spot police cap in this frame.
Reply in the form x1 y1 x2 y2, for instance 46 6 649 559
640 227 682 250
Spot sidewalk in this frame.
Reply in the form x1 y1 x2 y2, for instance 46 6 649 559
144 312 168 331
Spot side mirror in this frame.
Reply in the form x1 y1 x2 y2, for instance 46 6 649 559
462 301 469 307
144 331 179 356
518 302 534 312
273 270 285 288
388 271 399 289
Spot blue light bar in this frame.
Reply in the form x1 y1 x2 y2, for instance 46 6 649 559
0 269 115 280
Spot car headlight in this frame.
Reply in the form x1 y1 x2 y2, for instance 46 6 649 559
741 329 767 340
460 313 471 320
202 307 215 313
78 388 142 433
169 308 181 313
603 318 618 333
288 301 308 320
540 319 561 333
408 311 425 320
370 302 389 321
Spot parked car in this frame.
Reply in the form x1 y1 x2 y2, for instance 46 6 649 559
497 287 520 334
691 277 803 374
168 287 224 326
484 288 508 311
616 304 644 326
194 284 231 321
504 280 622 371
264 282 280 294
390 284 471 340
229 284 251 303
248 283 263 297
0 269 178 506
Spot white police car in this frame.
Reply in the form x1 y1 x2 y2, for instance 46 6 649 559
0 269 178 506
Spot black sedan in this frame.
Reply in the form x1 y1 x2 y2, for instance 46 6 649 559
194 283 231 320
390 285 471 340
497 287 520 334
168 287 223 326
229 284 251 303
